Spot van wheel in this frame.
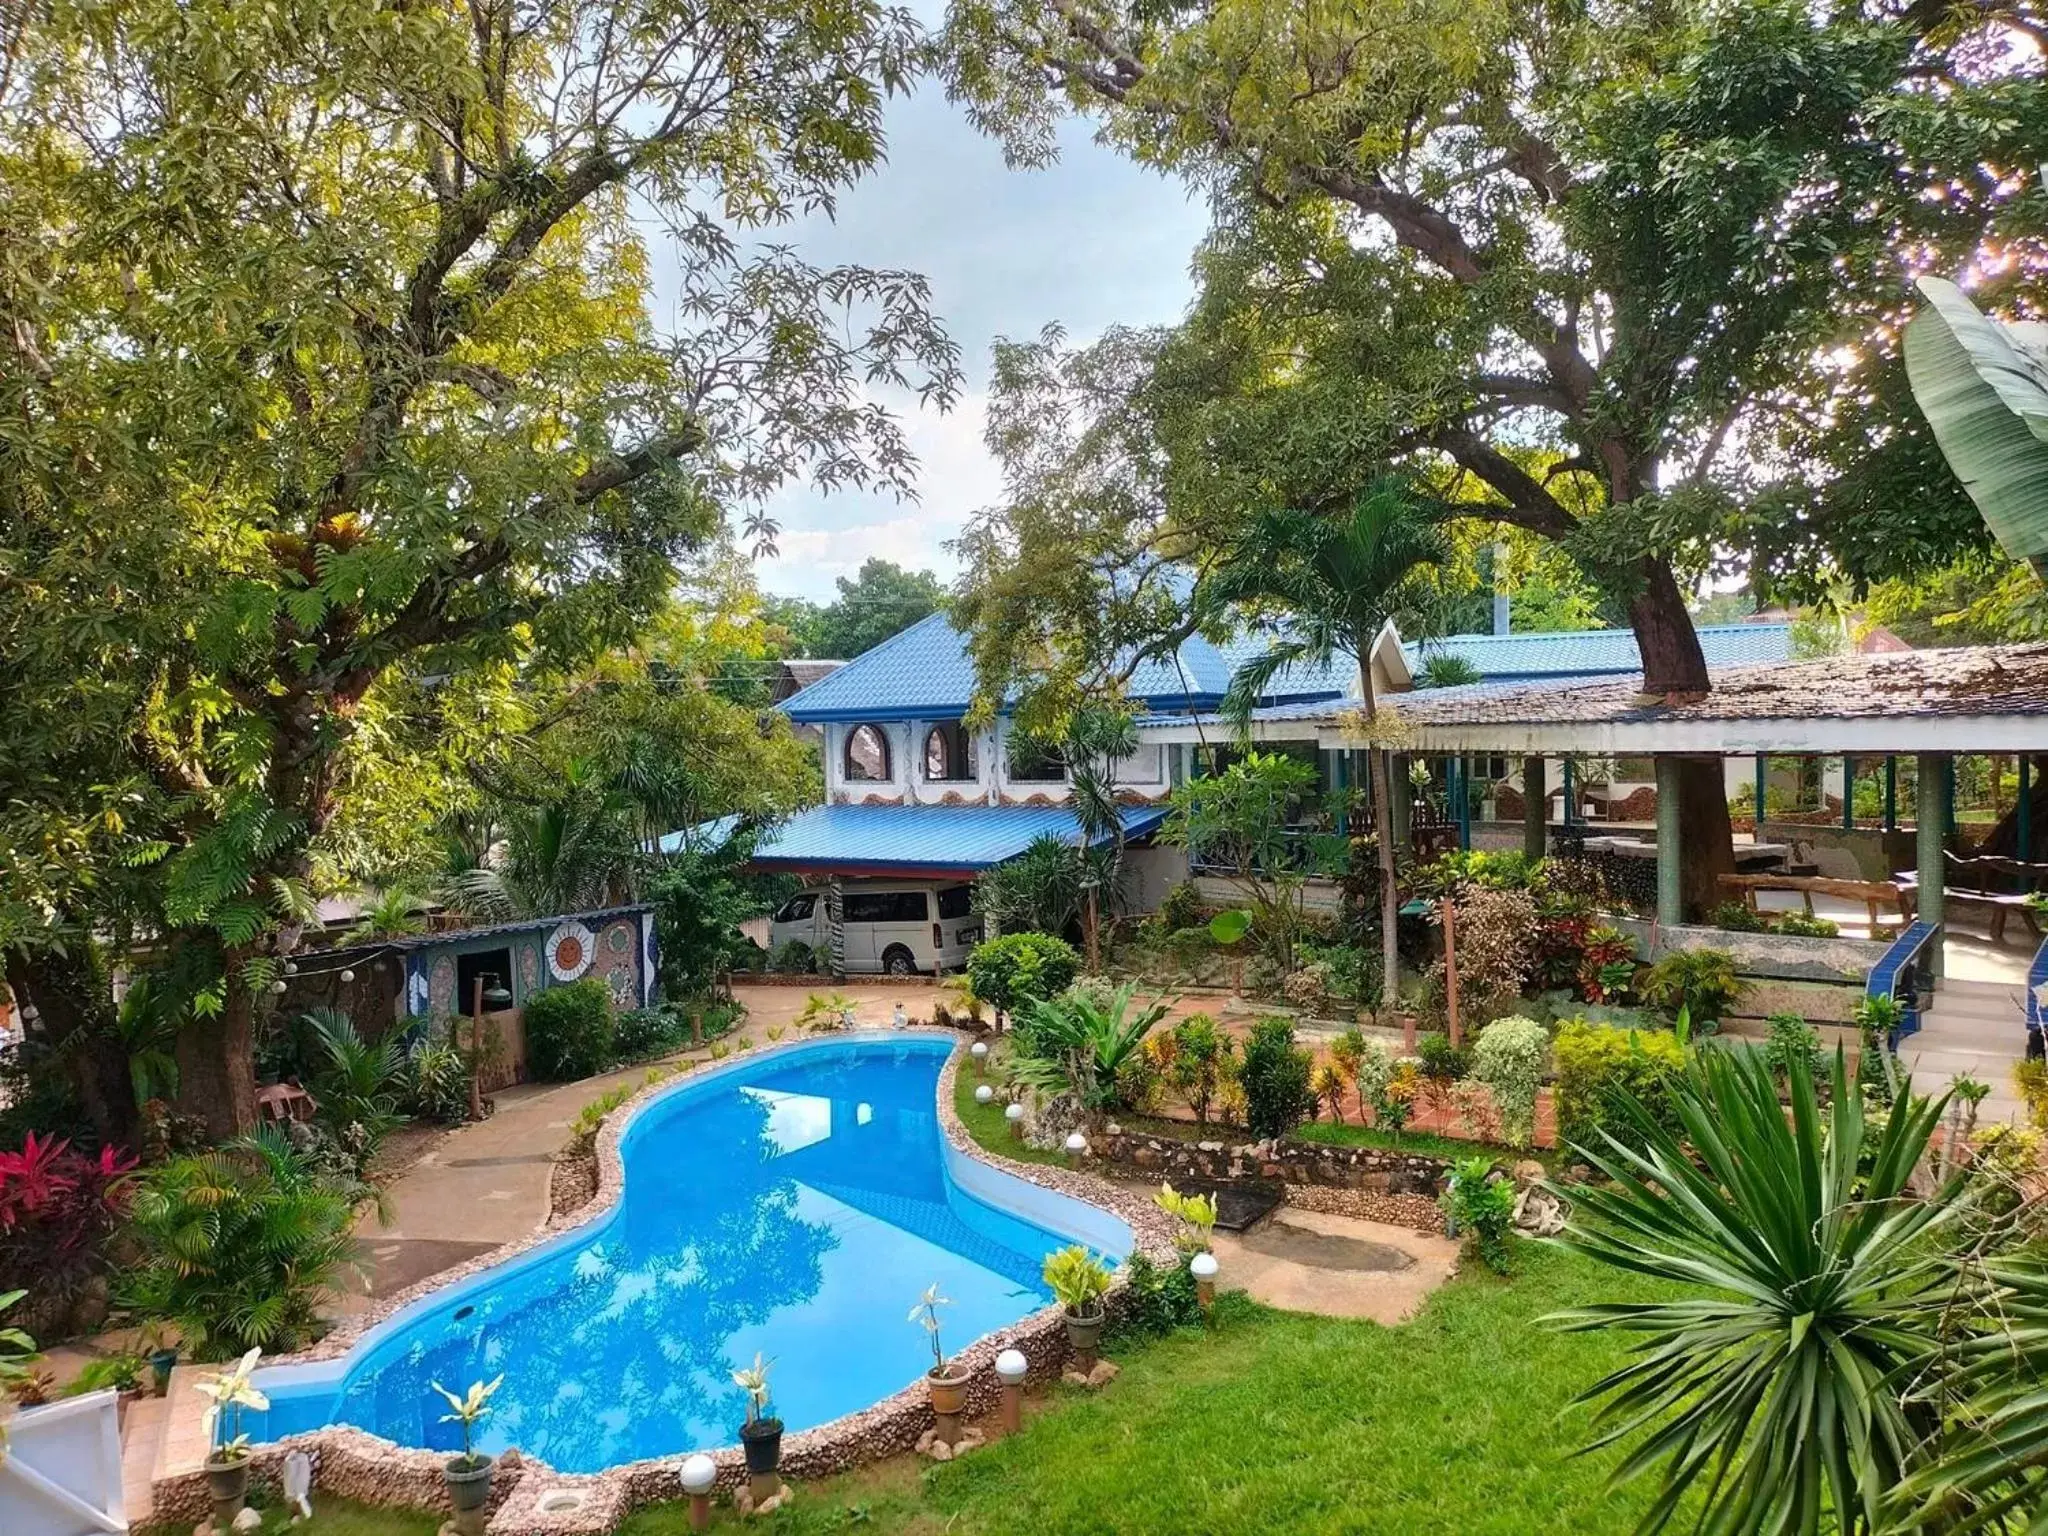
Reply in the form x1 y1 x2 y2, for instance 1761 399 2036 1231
881 945 920 977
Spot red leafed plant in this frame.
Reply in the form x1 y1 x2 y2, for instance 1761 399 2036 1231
0 1133 137 1298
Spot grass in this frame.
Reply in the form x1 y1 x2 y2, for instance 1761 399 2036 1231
186 1246 1688 1536
613 1242 1686 1536
952 1051 1069 1167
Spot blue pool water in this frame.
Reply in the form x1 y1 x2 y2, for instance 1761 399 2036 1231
249 1036 1122 1472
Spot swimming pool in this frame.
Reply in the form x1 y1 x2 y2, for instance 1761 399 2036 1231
247 1034 1129 1473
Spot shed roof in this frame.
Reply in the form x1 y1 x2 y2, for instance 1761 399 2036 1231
661 802 1169 876
319 903 653 960
1402 622 1794 680
1137 645 2048 755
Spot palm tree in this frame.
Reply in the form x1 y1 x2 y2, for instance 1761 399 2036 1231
445 760 640 919
1063 706 1139 967
1547 1047 1957 1535
1201 477 1451 1017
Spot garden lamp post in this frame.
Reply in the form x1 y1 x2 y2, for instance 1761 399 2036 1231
679 1453 717 1532
995 1348 1029 1434
1191 1251 1219 1311
974 1084 994 1105
1064 1131 1088 1165
1005 1102 1025 1140
970 1039 989 1074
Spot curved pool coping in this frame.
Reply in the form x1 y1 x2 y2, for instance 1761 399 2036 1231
150 1027 1180 1532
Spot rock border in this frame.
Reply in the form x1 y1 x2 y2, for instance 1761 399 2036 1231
152 1027 1177 1534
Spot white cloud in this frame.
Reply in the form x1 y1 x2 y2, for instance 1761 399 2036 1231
758 392 1000 600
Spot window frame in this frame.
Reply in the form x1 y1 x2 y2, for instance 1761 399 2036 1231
922 721 978 783
842 723 893 783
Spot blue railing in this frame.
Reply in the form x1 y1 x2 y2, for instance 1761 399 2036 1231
2026 933 2048 1041
1866 919 1937 1046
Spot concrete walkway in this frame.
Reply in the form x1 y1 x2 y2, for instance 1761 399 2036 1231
1211 1208 1460 1324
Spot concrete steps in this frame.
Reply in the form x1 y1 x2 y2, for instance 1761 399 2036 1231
1900 977 2034 1122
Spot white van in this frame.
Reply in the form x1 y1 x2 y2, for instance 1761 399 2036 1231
767 883 981 975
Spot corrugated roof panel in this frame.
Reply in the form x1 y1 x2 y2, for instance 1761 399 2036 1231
659 802 1170 873
1403 624 1795 680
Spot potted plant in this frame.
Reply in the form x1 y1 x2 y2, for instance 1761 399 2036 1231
732 1353 781 1476
141 1322 179 1397
194 1349 270 1520
432 1376 504 1515
1042 1247 1113 1364
910 1282 970 1418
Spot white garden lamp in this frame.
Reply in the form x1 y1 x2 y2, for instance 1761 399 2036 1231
1004 1102 1025 1140
974 1084 994 1105
680 1453 717 1531
892 1002 907 1028
339 969 355 983
1064 1131 1088 1163
969 1040 989 1074
994 1347 1029 1433
1191 1250 1219 1309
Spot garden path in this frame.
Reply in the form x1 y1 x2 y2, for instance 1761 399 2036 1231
1209 1208 1459 1323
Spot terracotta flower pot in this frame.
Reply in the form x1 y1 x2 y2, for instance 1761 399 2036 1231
926 1362 971 1418
444 1454 495 1513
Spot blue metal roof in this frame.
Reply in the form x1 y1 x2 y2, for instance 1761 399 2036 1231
779 612 1353 724
658 802 1170 875
1404 623 1794 681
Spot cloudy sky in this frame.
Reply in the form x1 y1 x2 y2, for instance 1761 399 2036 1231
655 81 1211 602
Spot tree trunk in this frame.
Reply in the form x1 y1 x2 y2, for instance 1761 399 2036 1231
1625 558 1735 918
1368 746 1402 1019
4 944 136 1148
175 973 258 1140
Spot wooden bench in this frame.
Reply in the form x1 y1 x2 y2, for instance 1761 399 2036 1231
1895 853 2048 944
1717 872 1911 930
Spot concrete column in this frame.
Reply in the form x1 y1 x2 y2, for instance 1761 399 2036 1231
1842 756 1855 831
1454 755 1471 851
1918 751 1948 980
1522 755 1547 860
1562 759 1576 826
1655 756 1684 928
1884 755 1897 831
1754 754 1766 826
2023 755 2034 862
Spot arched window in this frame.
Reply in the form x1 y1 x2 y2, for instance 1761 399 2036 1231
923 722 977 782
843 724 892 782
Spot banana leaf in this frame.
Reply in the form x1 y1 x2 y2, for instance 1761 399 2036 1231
1904 274 2048 578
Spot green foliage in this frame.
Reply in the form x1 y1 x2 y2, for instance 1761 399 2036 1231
1410 850 1543 900
122 1129 364 1359
1414 1032 1467 1085
765 560 947 661
399 1036 472 1126
966 932 1081 1016
614 1007 687 1063
1442 1158 1517 1275
1468 1017 1549 1148
1042 1246 1113 1318
768 940 817 975
0 1289 38 1400
1762 1013 1822 1091
1240 1018 1316 1142
0 0 957 1137
1163 1013 1234 1124
302 1010 409 1171
1551 1021 1687 1157
1637 948 1745 1028
1162 751 1323 972
1549 1049 1957 1534
1415 654 1484 689
523 979 618 1083
973 834 1084 936
1012 983 1171 1113
1105 1252 1203 1344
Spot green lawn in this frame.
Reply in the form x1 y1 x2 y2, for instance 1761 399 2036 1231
952 1052 1069 1166
244 1244 1686 1536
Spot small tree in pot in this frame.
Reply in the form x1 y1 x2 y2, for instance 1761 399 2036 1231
733 1353 781 1476
911 1282 971 1417
1043 1247 1113 1365
194 1349 269 1521
432 1376 504 1516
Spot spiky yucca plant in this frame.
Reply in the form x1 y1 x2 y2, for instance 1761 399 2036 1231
1547 1047 1957 1535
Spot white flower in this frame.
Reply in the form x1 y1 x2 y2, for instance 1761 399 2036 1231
194 1349 270 1453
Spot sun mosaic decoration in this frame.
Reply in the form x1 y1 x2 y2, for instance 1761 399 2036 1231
547 919 597 982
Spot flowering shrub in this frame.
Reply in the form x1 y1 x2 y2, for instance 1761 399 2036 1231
1429 886 1538 1023
0 1133 136 1303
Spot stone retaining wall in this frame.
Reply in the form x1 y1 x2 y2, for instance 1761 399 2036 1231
162 1029 1178 1535
1092 1124 1453 1200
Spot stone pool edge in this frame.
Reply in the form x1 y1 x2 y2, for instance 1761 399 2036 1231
148 1025 1180 1534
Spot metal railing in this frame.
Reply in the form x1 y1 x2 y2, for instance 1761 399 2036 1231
1865 919 1937 1047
